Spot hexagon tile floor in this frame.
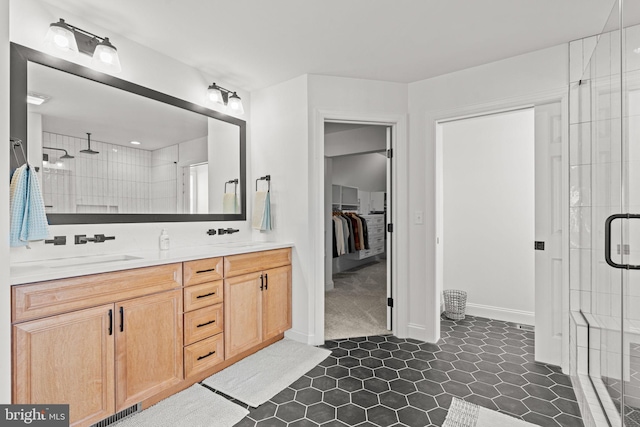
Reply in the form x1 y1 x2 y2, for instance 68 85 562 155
226 315 584 427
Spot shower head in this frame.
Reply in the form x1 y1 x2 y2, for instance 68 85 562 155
43 146 74 159
80 132 99 155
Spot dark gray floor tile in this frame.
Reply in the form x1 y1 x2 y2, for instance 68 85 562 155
306 403 336 424
229 314 584 427
366 405 398 426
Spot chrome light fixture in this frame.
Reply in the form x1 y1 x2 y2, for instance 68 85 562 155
44 18 122 73
206 83 244 114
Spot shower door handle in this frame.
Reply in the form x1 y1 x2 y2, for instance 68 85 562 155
605 213 640 269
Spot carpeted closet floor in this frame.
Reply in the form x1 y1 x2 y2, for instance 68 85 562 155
325 261 391 340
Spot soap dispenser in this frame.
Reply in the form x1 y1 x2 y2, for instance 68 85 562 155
159 229 170 250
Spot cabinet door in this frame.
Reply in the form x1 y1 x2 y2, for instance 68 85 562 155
13 304 115 427
224 272 263 358
263 265 292 341
115 290 183 411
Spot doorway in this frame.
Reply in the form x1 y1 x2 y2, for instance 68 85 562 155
437 102 563 367
323 122 393 340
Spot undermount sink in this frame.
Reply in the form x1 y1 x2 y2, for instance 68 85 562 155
42 254 144 269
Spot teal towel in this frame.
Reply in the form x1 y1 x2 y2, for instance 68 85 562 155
261 191 272 231
10 165 50 247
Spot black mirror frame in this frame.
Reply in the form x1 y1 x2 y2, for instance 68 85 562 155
10 43 246 224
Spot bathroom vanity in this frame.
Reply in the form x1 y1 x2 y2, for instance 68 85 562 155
10 243 292 427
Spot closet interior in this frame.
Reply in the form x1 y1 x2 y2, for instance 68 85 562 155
324 122 391 340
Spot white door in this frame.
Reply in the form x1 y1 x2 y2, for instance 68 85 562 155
534 102 563 366
386 126 393 331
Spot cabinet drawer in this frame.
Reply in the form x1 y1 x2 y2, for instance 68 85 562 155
371 245 385 255
184 334 224 378
183 257 224 286
12 264 182 323
224 248 291 278
369 235 385 248
368 224 385 236
184 304 223 345
183 281 223 312
364 216 385 226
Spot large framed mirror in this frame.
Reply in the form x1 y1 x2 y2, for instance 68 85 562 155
10 43 246 224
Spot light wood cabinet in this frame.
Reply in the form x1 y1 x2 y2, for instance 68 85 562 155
224 248 291 278
224 272 263 358
183 303 223 346
115 290 183 411
263 265 293 341
13 305 115 427
183 257 223 286
12 268 183 427
224 264 292 359
12 247 292 427
183 280 223 312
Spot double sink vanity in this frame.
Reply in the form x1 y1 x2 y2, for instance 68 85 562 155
10 242 293 427
8 37 280 427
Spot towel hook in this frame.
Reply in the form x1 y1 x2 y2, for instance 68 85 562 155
255 175 271 192
224 178 239 194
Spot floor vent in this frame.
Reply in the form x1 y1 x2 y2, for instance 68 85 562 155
90 403 141 427
515 324 534 331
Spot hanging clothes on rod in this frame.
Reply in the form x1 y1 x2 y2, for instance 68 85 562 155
331 210 370 258
9 138 50 248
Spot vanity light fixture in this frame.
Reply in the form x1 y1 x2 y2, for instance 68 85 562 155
206 83 245 114
44 18 122 73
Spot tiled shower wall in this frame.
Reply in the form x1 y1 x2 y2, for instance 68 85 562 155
41 132 151 213
150 144 178 213
41 132 184 214
569 14 640 426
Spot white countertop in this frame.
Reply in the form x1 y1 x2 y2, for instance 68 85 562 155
10 241 294 286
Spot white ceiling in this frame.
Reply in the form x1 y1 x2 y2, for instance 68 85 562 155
38 0 617 92
28 62 207 150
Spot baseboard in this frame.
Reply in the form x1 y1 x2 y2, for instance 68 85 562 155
285 328 314 345
406 323 434 343
325 280 334 291
464 303 534 326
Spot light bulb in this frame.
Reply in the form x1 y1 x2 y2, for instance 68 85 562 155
43 19 78 57
207 84 224 105
91 37 121 73
228 92 244 114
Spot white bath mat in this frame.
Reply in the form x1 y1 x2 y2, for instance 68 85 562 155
202 338 331 407
443 397 537 427
111 384 248 427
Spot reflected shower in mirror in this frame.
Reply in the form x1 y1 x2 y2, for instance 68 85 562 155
25 60 242 217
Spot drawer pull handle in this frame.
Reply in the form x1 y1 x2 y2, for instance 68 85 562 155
108 309 113 335
265 273 268 290
197 351 216 361
196 268 217 274
197 319 216 328
196 292 216 299
260 274 264 291
119 307 124 332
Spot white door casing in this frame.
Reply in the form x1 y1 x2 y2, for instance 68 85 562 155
535 101 564 366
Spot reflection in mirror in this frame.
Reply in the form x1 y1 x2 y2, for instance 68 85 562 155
25 60 242 217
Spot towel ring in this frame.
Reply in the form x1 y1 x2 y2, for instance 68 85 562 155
224 178 238 194
255 175 271 192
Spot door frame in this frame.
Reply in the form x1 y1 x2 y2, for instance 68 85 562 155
431 88 570 372
311 110 409 346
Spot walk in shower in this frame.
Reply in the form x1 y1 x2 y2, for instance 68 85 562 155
571 1 640 425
